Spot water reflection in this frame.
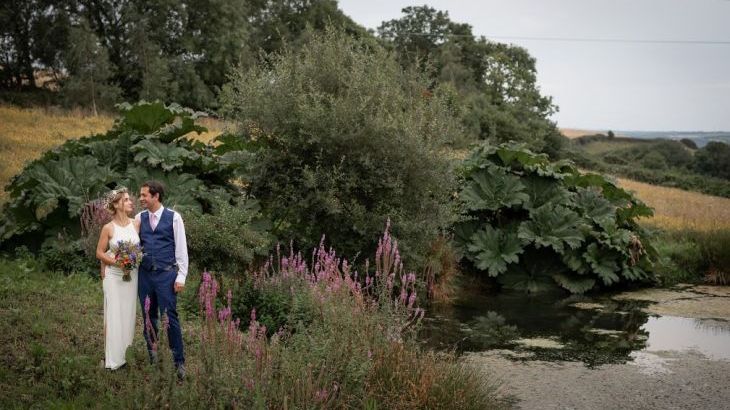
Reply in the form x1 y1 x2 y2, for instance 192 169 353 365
421 289 730 366
642 316 730 360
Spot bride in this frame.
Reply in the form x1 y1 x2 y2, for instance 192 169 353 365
96 187 140 370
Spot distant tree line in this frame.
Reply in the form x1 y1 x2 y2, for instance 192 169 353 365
0 0 364 109
1 2 560 152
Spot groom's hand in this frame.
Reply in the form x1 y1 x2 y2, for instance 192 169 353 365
174 282 185 293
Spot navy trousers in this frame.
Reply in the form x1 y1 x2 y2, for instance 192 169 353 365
138 268 185 365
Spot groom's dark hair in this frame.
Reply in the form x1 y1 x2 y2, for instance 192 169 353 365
142 180 165 202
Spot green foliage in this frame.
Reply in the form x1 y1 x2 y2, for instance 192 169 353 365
60 20 122 114
468 226 523 276
693 141 730 180
0 101 244 251
460 169 529 211
679 138 698 150
378 6 560 153
220 29 460 266
654 229 730 286
456 142 656 293
0 230 505 408
654 234 704 286
40 234 94 275
185 199 274 275
564 137 730 198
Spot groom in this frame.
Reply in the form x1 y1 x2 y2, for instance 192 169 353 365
136 180 188 380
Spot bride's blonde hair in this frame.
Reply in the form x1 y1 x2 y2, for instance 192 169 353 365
103 187 129 214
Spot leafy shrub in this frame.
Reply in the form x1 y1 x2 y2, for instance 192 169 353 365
693 141 730 180
562 147 730 198
0 101 244 251
40 233 94 275
220 28 460 267
641 151 668 170
185 198 274 276
679 138 698 150
455 142 656 293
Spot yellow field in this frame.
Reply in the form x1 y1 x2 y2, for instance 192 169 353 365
560 128 600 139
617 178 730 231
0 105 228 204
0 105 114 204
559 128 629 140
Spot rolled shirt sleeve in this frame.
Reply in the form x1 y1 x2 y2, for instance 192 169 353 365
172 211 189 284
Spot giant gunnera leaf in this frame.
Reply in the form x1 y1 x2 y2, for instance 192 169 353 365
517 204 587 253
459 168 529 211
457 141 656 294
131 139 199 171
24 156 117 218
467 225 524 276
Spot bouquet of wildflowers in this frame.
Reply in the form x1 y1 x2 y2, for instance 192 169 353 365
113 240 144 282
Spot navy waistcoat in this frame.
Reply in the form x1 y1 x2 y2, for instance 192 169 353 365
139 208 176 272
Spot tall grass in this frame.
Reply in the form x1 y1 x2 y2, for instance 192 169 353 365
0 224 507 408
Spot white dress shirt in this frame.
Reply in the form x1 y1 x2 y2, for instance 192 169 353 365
135 205 189 285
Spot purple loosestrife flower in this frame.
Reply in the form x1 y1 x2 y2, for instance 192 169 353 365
408 292 417 309
144 295 158 351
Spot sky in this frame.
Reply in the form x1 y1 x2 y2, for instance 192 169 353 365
337 0 730 131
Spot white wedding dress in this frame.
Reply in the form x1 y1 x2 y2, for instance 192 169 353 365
103 221 140 370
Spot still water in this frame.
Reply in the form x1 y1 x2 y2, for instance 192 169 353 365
421 287 730 365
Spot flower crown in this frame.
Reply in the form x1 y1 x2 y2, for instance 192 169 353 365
101 187 127 210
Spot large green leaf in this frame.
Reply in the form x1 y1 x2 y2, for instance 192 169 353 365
157 116 208 143
453 220 480 254
616 200 654 223
116 101 207 142
496 252 561 293
573 187 616 229
517 204 587 253
460 169 529 211
24 156 117 218
117 101 177 134
467 225 524 276
131 139 199 171
583 243 620 285
562 248 590 274
0 200 42 240
522 176 574 212
552 273 596 294
121 167 205 214
496 143 547 168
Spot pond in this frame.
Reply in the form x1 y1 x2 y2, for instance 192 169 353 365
420 285 730 366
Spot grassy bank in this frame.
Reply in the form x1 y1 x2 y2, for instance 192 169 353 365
0 229 506 408
615 179 730 286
